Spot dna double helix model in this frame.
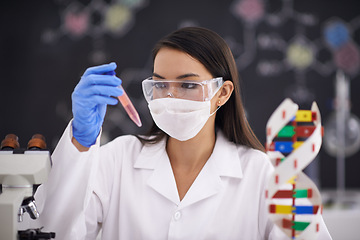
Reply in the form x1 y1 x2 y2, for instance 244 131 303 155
265 98 324 239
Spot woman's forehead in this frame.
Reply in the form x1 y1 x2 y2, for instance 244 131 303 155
154 48 212 80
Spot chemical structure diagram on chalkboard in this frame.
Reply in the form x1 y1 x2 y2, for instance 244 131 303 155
229 0 360 105
42 0 148 63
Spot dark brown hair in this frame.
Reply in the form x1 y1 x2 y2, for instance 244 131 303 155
139 27 264 152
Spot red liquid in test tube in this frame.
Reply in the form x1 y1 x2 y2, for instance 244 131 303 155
117 85 142 127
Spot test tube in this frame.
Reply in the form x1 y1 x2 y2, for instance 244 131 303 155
117 85 142 127
104 70 142 127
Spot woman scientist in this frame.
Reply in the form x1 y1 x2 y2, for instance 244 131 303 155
34 27 332 239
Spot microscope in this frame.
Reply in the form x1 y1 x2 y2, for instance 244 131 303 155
0 134 55 239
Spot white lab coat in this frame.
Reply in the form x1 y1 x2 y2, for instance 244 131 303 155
32 121 332 240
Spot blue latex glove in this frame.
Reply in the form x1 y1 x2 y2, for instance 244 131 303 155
72 62 123 147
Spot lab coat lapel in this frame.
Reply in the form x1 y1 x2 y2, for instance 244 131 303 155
178 131 243 209
134 139 180 205
178 157 222 210
147 154 180 205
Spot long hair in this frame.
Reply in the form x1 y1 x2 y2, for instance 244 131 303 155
139 27 265 152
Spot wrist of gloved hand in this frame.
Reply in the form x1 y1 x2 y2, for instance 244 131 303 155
72 118 101 148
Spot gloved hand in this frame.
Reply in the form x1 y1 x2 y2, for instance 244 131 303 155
71 62 123 148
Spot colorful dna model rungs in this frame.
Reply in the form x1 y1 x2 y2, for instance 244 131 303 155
265 98 323 239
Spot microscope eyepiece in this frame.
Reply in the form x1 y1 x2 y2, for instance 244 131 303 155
27 134 47 150
1 134 20 150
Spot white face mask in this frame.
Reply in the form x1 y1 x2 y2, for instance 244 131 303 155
148 98 218 141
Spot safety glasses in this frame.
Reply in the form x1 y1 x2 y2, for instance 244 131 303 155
142 77 224 102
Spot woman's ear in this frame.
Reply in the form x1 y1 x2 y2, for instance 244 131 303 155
216 80 234 106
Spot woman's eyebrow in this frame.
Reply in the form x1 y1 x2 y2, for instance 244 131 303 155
176 73 200 79
152 72 200 79
152 72 165 79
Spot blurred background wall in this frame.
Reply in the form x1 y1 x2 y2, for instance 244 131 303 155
1 0 359 192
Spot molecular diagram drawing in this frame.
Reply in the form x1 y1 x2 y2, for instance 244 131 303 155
323 17 360 78
42 0 148 64
229 0 266 70
265 98 324 239
230 0 360 105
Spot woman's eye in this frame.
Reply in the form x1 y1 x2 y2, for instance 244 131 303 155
181 83 198 89
154 82 167 89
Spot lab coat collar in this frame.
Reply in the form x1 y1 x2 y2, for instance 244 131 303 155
134 131 243 208
212 131 243 179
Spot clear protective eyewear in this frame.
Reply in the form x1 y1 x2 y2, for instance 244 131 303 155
142 77 224 102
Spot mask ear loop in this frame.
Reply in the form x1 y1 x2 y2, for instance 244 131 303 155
210 106 221 116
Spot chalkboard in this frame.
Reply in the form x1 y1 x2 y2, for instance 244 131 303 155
1 0 359 189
